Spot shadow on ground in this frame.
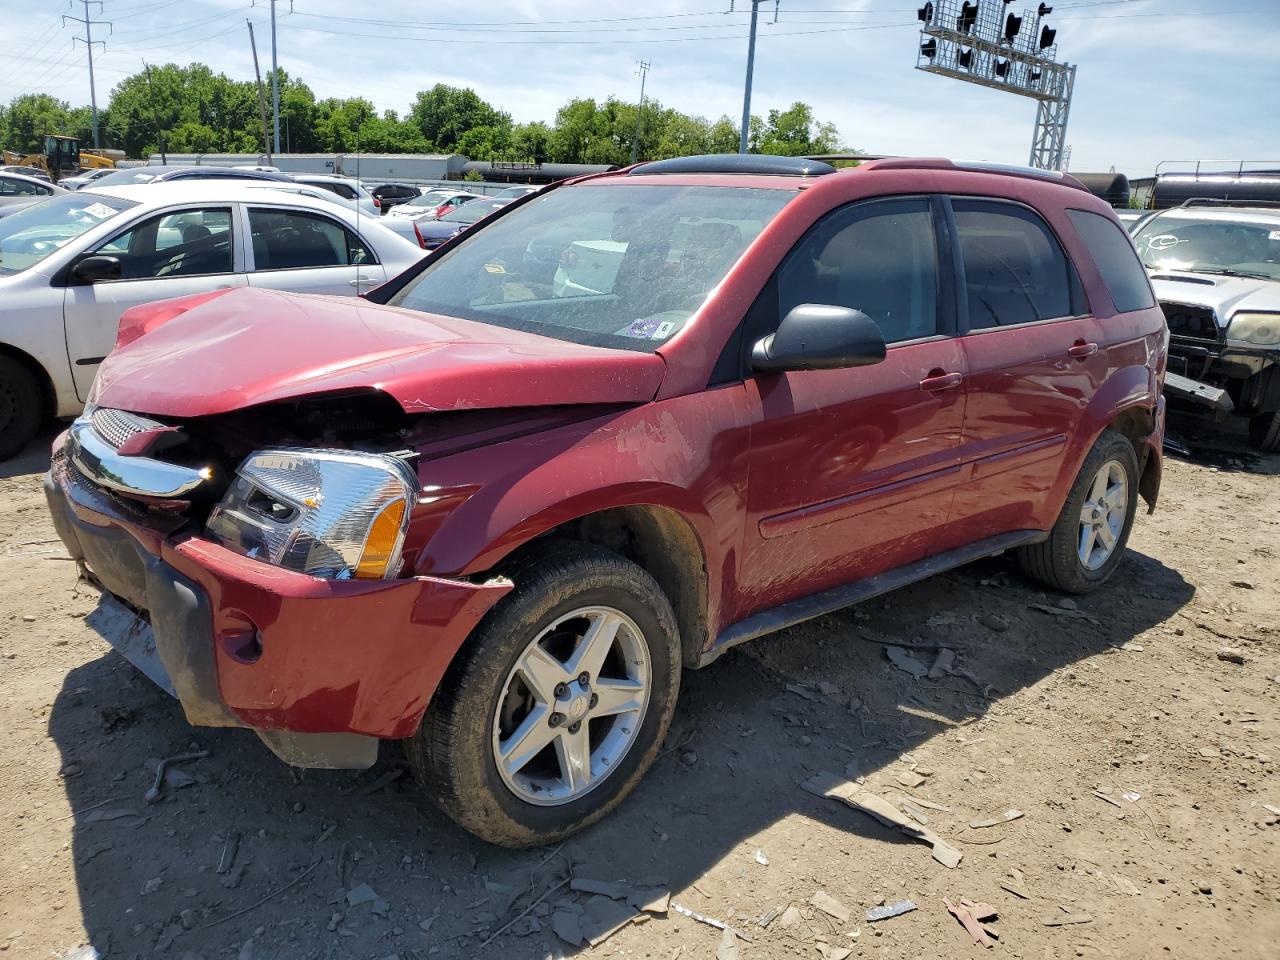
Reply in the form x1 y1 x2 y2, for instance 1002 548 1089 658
1165 406 1280 476
48 538 1194 958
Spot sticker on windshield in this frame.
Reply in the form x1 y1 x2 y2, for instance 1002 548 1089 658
625 316 663 338
1270 230 1280 241
80 202 117 220
653 320 675 339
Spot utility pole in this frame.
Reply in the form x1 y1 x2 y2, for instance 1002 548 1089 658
143 61 166 165
630 60 650 165
247 21 273 161
735 1 779 154
63 0 111 148
270 0 281 154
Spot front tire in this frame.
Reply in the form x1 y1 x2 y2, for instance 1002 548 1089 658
1018 428 1140 594
0 356 43 461
406 543 681 847
1248 411 1280 453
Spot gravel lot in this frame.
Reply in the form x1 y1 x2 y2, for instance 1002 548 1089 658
1 413 1277 960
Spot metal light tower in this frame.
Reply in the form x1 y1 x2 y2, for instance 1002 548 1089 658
914 1 1076 170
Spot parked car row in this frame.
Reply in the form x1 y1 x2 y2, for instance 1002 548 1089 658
30 155 1173 851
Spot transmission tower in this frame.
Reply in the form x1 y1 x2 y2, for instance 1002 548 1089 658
63 0 111 148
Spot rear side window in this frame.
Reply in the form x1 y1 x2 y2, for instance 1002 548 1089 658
1067 209 1156 312
954 200 1075 329
248 208 374 269
777 198 940 344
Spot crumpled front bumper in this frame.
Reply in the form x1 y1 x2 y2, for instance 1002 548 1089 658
45 454 512 769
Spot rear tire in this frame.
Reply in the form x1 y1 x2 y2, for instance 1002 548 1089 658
406 543 681 848
1017 429 1140 594
0 356 43 461
1248 411 1280 453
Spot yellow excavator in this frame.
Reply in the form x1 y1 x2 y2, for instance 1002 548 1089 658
2 135 122 182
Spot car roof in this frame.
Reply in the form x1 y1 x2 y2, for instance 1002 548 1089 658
82 181 367 213
0 171 60 188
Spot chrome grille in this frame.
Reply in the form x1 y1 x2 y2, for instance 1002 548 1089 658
90 407 167 450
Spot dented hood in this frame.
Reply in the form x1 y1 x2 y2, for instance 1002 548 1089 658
91 287 666 417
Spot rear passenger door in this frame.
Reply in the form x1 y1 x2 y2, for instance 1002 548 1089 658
245 206 386 296
937 197 1107 551
738 197 967 617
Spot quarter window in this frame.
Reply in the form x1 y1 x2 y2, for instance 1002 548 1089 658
776 198 940 344
953 200 1075 329
248 208 373 270
1067 209 1156 312
94 207 233 279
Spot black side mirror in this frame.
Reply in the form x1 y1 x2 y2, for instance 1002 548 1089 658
70 255 122 284
751 303 888 373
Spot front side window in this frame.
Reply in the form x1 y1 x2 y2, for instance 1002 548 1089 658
776 198 940 344
0 193 137 276
248 208 373 269
954 200 1075 329
95 207 233 279
1067 209 1156 312
1131 214 1280 281
0 177 44 196
388 183 793 351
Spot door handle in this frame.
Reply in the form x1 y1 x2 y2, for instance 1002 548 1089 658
349 276 377 287
919 371 963 391
1068 340 1099 359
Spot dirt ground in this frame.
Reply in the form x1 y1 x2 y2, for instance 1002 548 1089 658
1 412 1277 960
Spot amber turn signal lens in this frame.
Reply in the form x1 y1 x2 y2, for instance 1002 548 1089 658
354 499 408 579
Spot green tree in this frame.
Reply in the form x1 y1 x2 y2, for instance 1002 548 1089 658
751 102 840 156
1 94 79 153
408 84 509 153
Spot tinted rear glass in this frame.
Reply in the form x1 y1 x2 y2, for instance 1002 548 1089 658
1067 209 1156 312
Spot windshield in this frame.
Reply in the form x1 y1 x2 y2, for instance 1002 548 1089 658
443 200 503 224
1133 215 1280 280
0 193 136 276
90 168 167 187
388 183 793 351
405 190 458 209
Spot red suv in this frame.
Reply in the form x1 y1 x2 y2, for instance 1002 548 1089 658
44 155 1167 847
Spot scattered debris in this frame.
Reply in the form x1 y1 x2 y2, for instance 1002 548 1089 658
1042 910 1093 926
1217 647 1247 665
1092 790 1122 809
756 905 780 929
816 943 853 960
196 860 321 931
817 681 841 696
977 614 1010 632
571 878 634 900
778 905 803 929
551 910 583 947
143 751 209 804
580 895 640 946
217 831 241 874
716 927 741 960
785 683 817 701
810 890 851 923
885 645 929 679
671 900 751 942
1000 881 1031 900
866 900 916 922
802 773 962 869
356 767 405 795
77 841 114 865
1027 603 1100 625
944 897 999 947
1230 580 1255 590
899 799 930 825
1121 791 1142 803
928 648 955 680
896 770 927 789
904 795 952 812
754 849 769 866
969 809 1024 829
346 883 381 907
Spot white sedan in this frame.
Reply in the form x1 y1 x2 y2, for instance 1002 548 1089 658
0 181 425 458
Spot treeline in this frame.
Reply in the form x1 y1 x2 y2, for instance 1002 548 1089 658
0 64 846 164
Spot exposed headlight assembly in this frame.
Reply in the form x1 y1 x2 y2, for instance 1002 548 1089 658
1227 311 1280 346
206 449 418 580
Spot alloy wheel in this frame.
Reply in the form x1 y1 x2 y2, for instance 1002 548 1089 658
1078 459 1128 571
492 606 651 806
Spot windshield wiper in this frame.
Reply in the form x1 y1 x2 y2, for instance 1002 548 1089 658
1180 267 1276 281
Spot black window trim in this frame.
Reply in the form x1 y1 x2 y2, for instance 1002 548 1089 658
946 195 1091 336
81 204 238 284
245 204 380 272
712 193 955 385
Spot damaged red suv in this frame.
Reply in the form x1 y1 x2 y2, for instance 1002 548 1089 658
45 155 1167 846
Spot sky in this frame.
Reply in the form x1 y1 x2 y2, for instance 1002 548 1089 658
0 0 1277 177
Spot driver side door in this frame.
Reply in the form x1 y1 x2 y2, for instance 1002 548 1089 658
735 197 967 620
61 205 246 399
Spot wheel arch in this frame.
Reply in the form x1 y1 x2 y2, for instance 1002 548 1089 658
0 340 56 423
477 501 712 669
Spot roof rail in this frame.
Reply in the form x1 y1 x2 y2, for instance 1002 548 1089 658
860 157 1090 192
629 154 836 177
1179 197 1280 210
